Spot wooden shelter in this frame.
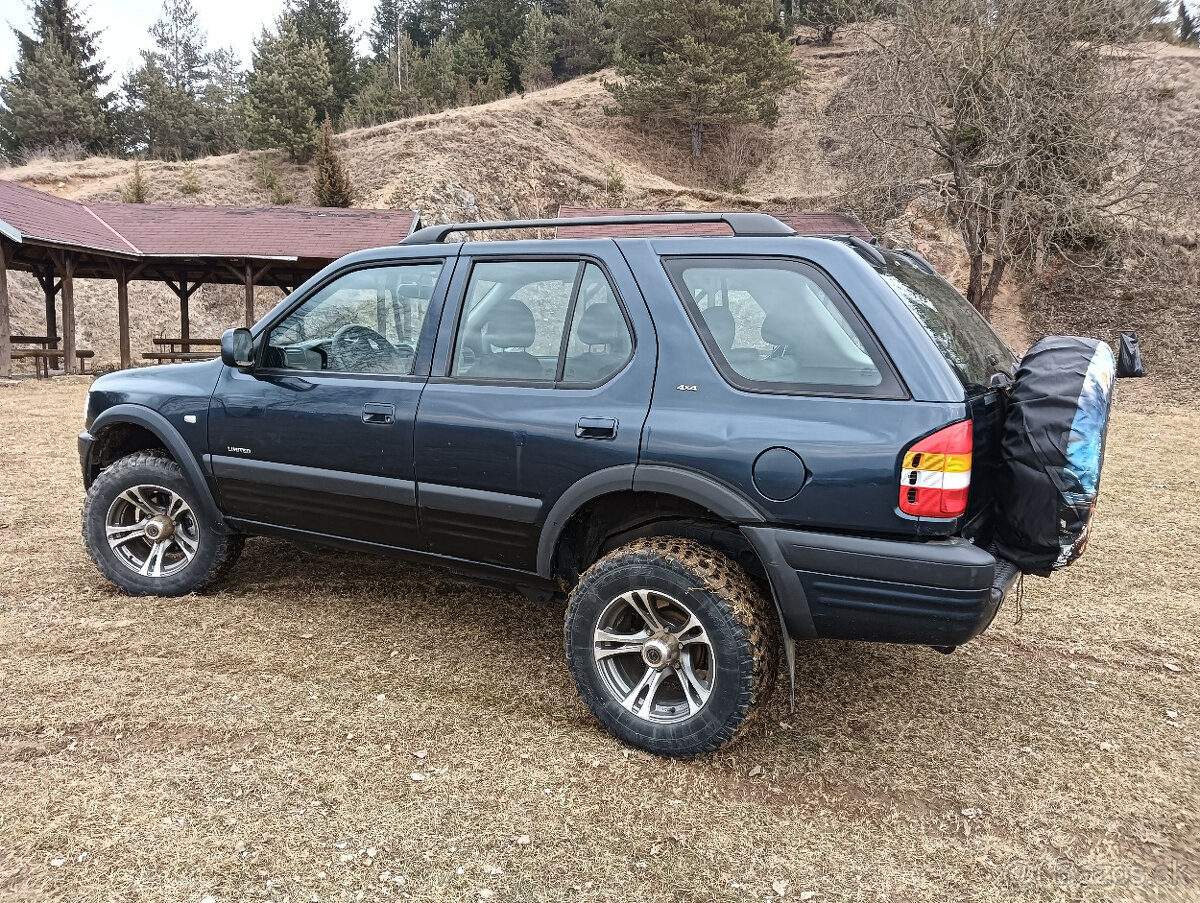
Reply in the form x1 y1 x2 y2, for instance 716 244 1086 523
0 179 419 378
554 205 872 240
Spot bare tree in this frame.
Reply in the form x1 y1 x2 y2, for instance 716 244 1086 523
828 0 1182 314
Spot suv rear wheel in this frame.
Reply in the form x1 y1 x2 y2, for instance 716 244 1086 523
564 537 778 756
82 451 244 597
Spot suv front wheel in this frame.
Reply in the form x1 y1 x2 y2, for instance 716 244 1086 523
82 451 244 597
564 537 778 756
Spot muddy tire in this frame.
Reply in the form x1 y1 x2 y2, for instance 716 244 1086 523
564 537 779 756
82 452 244 597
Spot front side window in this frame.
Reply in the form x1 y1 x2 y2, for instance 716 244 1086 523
266 262 442 375
451 259 632 384
664 258 898 396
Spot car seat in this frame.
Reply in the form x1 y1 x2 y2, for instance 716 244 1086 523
564 303 629 382
468 299 544 379
701 305 761 370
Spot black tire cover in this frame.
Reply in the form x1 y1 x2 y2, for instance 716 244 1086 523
993 336 1116 576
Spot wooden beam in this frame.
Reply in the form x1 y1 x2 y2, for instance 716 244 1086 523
0 240 11 380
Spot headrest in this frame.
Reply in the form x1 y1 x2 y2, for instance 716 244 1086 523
576 303 625 347
484 299 536 349
762 311 803 347
701 305 736 350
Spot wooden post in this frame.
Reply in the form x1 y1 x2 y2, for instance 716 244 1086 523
0 240 11 380
244 262 255 327
117 265 131 369
60 254 77 375
40 267 59 370
180 285 191 345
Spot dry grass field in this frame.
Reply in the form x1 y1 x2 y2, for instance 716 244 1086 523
0 378 1196 903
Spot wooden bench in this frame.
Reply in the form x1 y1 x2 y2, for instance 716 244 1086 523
11 348 95 378
143 337 221 363
142 350 223 362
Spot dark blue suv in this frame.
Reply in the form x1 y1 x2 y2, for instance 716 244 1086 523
79 213 1023 756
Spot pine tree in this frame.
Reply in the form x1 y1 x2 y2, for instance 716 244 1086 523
605 0 799 157
312 113 355 206
368 0 403 57
0 37 107 159
283 0 359 123
414 34 459 109
1182 2 1199 44
245 19 334 161
554 0 612 78
456 0 531 87
121 160 150 202
120 0 211 159
202 47 247 154
0 0 113 159
514 5 555 90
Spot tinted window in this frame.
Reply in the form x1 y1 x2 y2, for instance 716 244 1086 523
266 262 441 375
879 253 1017 391
665 258 896 395
451 260 631 384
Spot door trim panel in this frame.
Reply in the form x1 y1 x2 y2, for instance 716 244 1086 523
208 454 417 506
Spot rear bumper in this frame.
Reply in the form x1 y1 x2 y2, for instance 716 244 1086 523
742 526 1019 646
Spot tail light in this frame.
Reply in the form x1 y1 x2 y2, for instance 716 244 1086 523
899 420 973 518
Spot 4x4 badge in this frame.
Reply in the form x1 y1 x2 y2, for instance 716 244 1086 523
676 385 698 392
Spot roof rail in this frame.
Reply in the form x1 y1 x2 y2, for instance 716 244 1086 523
400 212 796 245
818 234 887 267
893 247 936 275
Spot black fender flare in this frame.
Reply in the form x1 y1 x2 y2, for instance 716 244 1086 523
85 404 232 533
534 463 767 579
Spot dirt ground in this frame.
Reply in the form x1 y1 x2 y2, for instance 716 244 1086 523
0 377 1196 903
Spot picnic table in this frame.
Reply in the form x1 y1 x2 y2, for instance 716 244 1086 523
142 337 222 363
10 335 94 378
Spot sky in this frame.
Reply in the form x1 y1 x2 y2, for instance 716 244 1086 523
0 0 379 82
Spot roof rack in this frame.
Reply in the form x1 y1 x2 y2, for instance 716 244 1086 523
400 212 796 245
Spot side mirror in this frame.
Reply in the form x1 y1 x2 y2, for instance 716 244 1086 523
220 327 254 369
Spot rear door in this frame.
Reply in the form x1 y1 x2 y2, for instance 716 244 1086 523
413 243 654 572
874 252 1018 529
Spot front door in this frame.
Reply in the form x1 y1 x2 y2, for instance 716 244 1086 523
209 258 450 548
414 249 655 571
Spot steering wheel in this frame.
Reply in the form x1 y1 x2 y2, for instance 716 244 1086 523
330 324 406 373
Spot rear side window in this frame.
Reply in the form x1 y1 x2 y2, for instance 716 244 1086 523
663 257 902 397
450 259 632 384
878 253 1017 391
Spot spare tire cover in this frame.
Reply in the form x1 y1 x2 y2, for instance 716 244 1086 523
994 336 1116 576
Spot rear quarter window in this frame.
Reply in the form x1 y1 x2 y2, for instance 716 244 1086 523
663 257 904 398
878 253 1017 391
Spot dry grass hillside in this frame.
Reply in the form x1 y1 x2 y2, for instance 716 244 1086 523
2 39 1197 372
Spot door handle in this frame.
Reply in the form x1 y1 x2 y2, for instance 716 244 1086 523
362 403 395 424
576 416 618 440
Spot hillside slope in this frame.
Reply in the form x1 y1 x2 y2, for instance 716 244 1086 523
2 40 1196 372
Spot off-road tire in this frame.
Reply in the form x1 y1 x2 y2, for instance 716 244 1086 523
82 451 244 597
564 537 779 756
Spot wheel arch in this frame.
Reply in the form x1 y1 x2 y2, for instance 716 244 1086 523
535 464 768 581
86 405 231 533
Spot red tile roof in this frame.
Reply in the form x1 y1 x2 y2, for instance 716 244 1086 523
555 205 872 240
0 179 418 262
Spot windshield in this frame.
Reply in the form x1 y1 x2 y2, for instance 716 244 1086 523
879 252 1017 392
